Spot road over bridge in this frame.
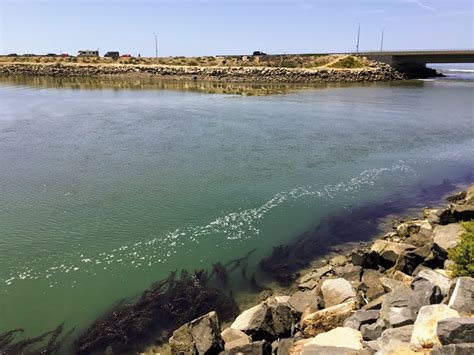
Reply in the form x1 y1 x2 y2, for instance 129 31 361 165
360 50 474 77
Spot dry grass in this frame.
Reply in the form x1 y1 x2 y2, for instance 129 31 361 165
0 54 372 70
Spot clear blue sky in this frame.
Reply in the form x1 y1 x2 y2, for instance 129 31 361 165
0 0 472 56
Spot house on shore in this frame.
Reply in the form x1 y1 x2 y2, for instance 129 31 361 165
78 50 99 57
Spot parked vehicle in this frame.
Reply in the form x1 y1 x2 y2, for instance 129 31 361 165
252 51 267 56
104 51 120 60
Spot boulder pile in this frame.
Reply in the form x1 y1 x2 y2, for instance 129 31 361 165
0 62 405 83
168 185 473 354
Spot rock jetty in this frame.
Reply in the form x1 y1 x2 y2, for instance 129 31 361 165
168 186 474 354
0 62 405 83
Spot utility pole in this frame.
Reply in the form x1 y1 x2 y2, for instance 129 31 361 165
380 28 385 52
356 23 361 53
153 33 158 58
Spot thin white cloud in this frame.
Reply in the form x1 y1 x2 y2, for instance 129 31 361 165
404 0 437 12
416 1 436 12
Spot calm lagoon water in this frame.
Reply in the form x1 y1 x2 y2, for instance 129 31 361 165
0 74 473 346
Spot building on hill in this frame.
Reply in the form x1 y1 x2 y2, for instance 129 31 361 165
78 50 99 57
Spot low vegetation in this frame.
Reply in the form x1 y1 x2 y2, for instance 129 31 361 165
449 221 474 277
328 55 365 69
0 54 372 70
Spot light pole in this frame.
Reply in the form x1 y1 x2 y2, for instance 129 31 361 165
356 23 361 53
380 28 385 52
153 33 158 58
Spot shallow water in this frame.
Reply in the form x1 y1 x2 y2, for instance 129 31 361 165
0 74 473 349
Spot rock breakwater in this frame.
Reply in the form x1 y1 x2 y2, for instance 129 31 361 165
0 62 405 83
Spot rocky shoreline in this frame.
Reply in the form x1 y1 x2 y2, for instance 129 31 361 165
167 186 474 354
0 62 405 83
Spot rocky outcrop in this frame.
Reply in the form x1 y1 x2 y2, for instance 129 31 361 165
321 278 358 307
230 298 298 342
343 310 379 330
0 62 405 83
371 240 416 265
447 277 474 315
301 301 357 337
410 304 460 347
437 318 474 345
169 311 224 354
433 224 464 253
221 328 251 351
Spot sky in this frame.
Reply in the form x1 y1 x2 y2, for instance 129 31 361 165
0 0 472 57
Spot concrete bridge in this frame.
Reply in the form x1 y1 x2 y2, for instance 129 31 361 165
360 50 474 77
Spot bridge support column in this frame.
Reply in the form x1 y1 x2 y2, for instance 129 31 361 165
392 62 441 79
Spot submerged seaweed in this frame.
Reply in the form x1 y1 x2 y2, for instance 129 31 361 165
74 269 239 354
0 322 73 355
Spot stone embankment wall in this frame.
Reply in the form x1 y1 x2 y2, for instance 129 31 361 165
0 63 405 83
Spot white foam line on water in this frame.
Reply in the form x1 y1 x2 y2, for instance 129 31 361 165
8 136 474 289
2 161 419 289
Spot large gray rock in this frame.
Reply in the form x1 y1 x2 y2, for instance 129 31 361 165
334 264 362 283
230 303 273 340
321 278 358 307
304 327 363 351
343 310 379 330
380 277 406 293
387 306 415 327
169 311 224 354
425 208 455 225
410 304 460 347
396 219 432 239
221 328 251 351
302 301 357 337
431 343 474 355
225 340 272 355
451 204 474 222
268 298 299 338
370 240 416 264
437 317 474 345
410 278 443 305
447 277 474 315
361 269 386 301
413 268 451 296
360 317 387 341
382 284 438 312
433 224 464 253
379 325 414 343
350 249 380 269
288 289 318 315
230 299 298 342
379 283 442 329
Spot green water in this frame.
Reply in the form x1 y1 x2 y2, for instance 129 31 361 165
0 76 473 348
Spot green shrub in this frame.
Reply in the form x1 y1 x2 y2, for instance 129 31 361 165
279 60 298 68
329 56 364 69
448 221 474 277
188 60 198 66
